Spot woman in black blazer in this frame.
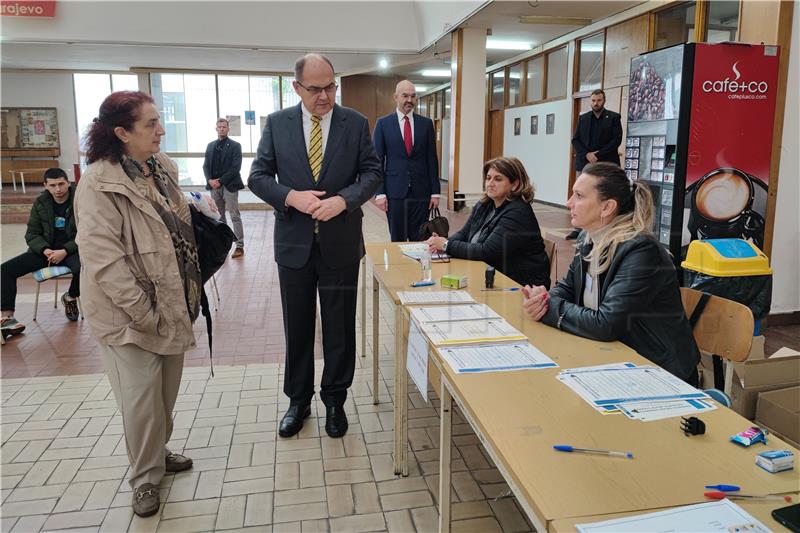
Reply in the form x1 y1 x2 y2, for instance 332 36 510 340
426 157 550 288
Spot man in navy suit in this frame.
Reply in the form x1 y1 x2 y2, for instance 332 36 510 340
203 118 245 257
249 54 382 439
373 80 440 242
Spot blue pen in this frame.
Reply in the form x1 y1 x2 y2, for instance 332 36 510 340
410 280 436 287
480 287 520 292
553 445 634 459
705 484 741 492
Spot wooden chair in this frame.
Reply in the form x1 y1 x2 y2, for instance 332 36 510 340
680 287 754 396
543 237 557 286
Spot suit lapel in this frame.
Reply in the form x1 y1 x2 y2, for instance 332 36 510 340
318 105 346 184
288 104 314 184
411 113 424 157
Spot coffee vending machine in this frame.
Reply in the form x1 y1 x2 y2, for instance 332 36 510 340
624 42 780 264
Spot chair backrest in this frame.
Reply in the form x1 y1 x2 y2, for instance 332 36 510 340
680 287 754 362
542 237 557 285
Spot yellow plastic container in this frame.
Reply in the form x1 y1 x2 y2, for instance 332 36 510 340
681 239 772 277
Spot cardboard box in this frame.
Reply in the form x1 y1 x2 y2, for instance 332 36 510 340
756 386 800 445
698 335 766 390
440 274 468 289
730 350 800 420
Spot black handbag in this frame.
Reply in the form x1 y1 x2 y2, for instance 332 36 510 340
418 207 449 240
190 204 235 376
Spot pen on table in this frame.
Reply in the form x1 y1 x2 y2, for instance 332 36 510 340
553 445 634 459
704 491 792 502
410 280 436 287
705 484 741 492
480 288 520 292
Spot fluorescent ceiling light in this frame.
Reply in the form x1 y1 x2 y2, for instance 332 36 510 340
421 69 451 77
415 85 429 92
378 58 388 69
486 40 532 51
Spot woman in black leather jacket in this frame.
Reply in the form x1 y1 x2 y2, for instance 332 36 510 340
426 157 550 288
523 162 700 384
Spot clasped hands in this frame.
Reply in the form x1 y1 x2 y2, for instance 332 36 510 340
425 232 447 253
43 248 67 265
286 189 346 221
522 285 549 322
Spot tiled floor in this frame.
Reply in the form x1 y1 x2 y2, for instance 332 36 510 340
1 199 573 532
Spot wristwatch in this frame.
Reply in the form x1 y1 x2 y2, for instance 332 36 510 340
442 240 448 252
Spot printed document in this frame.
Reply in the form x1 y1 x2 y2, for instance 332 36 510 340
398 291 475 305
406 321 429 402
617 397 717 421
409 304 500 324
420 318 526 346
576 499 769 533
439 343 558 373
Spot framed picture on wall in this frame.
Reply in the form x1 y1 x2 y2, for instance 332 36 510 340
513 117 521 136
530 115 538 135
546 113 555 135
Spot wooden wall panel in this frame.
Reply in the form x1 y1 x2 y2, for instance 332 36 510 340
340 74 403 132
739 0 781 45
604 15 650 89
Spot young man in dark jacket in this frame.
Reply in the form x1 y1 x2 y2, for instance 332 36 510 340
1 168 81 338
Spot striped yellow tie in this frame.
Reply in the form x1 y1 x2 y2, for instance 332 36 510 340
308 115 323 182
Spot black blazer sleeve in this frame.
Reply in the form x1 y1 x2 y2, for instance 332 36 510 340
425 119 440 195
219 141 242 188
446 203 519 263
248 115 292 213
542 239 664 341
447 206 477 244
202 142 213 181
571 114 588 152
336 117 383 212
597 113 622 161
373 117 387 196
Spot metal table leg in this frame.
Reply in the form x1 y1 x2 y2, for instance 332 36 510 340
438 377 453 533
372 274 380 405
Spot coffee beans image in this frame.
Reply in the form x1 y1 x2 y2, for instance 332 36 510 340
628 62 666 121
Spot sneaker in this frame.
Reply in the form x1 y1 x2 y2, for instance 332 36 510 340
1 317 25 339
231 247 244 259
165 452 193 473
565 229 581 240
132 483 160 517
61 293 79 321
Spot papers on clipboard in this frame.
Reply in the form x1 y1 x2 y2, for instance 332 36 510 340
439 343 558 373
398 291 475 305
419 317 527 346
576 499 770 533
409 304 501 324
557 363 713 420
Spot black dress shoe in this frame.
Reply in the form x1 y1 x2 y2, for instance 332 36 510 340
325 405 348 438
565 228 581 240
279 403 311 438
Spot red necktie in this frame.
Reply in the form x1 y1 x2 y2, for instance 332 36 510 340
403 115 412 156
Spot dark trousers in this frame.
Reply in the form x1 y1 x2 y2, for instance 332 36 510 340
387 195 429 242
277 240 360 407
1 251 81 311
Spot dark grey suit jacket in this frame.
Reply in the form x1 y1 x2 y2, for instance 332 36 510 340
248 104 383 269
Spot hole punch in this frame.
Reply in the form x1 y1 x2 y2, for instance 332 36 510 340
681 416 706 436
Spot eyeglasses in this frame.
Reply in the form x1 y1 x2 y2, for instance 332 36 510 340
296 81 338 96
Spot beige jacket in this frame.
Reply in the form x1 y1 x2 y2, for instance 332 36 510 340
75 154 196 355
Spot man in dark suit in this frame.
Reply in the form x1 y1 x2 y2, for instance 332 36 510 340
568 89 623 239
203 118 245 257
373 80 440 242
248 54 382 439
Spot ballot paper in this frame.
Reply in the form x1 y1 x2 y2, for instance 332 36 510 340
398 291 476 305
576 499 769 533
439 343 557 373
557 364 709 408
419 318 527 346
409 304 501 324
398 243 449 261
406 320 429 402
617 397 717 421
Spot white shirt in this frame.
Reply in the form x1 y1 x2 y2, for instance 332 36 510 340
376 109 439 200
301 103 333 157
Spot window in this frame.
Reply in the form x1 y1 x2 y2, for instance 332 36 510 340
546 47 568 99
525 56 544 102
281 77 301 109
74 73 139 147
490 70 505 109
654 2 696 49
705 0 739 43
577 34 604 93
508 64 522 106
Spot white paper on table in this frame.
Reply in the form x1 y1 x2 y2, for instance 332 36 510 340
421 318 527 346
439 342 558 373
617 398 717 421
406 320 429 402
557 365 709 408
576 499 770 533
398 291 476 305
409 304 501 324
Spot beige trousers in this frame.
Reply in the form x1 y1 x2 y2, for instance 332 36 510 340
100 343 184 488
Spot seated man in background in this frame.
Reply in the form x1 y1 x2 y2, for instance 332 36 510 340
1 168 81 338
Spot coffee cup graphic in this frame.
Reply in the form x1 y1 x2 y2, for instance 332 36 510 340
686 167 767 248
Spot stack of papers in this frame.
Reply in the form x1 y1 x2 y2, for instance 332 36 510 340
418 317 527 346
398 243 449 262
398 291 475 305
557 363 716 421
440 343 558 373
409 304 500 324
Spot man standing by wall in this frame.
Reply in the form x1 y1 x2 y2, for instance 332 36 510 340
568 89 622 239
373 80 440 242
249 54 382 439
204 117 245 257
